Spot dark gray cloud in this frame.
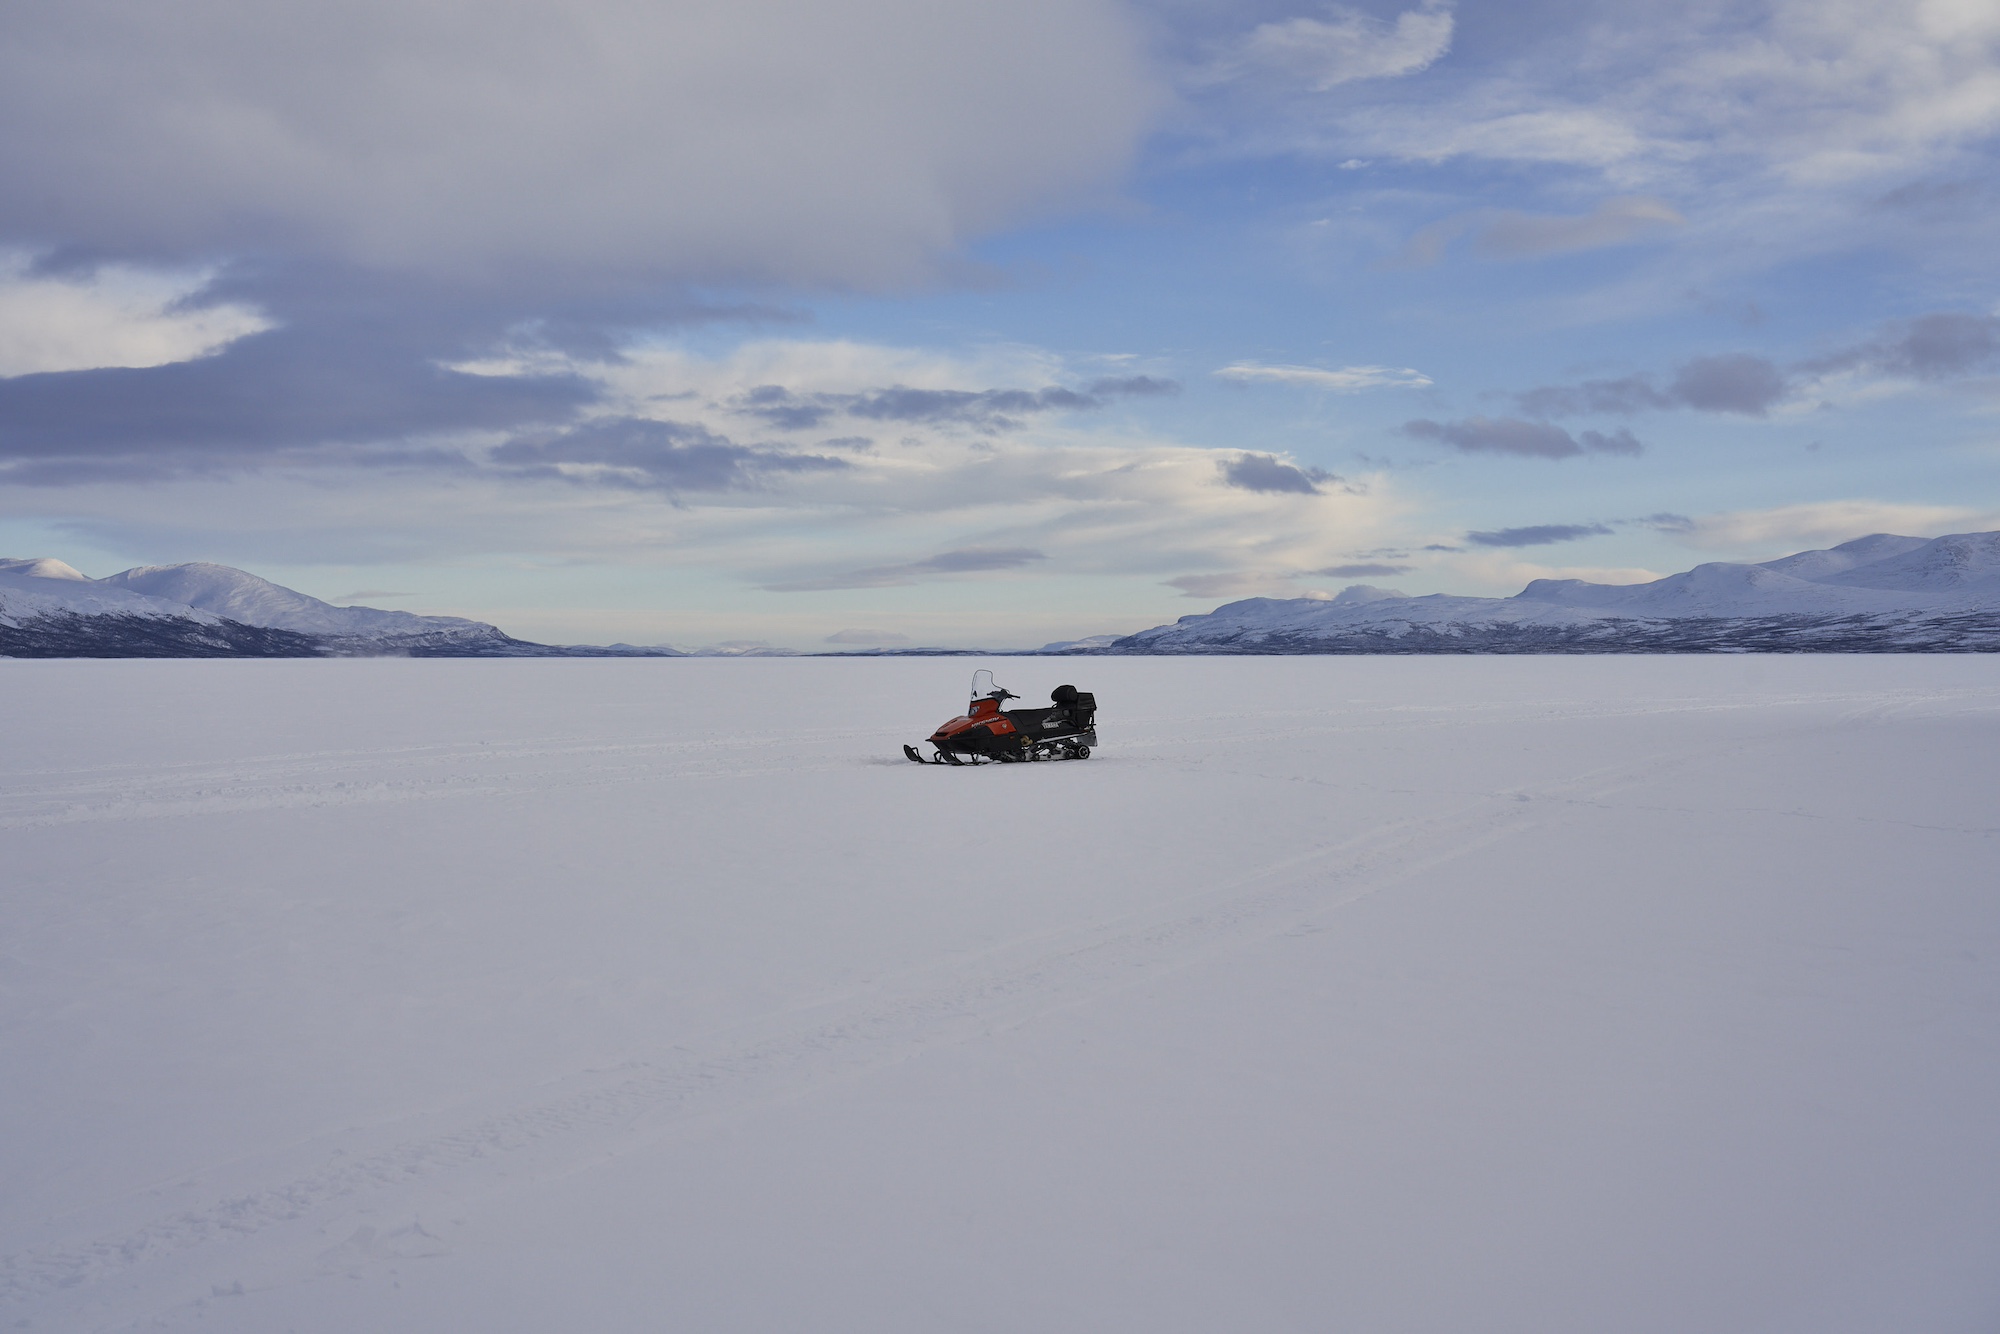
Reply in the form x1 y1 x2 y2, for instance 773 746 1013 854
764 546 1047 591
910 548 1046 573
0 1 1160 491
1465 523 1613 547
1871 179 1986 218
1669 353 1787 415
849 386 1094 427
492 418 846 491
1474 197 1684 258
1510 312 2000 427
0 313 594 469
733 377 1178 433
1220 452 1336 493
1311 562 1411 576
1403 417 1643 459
0 0 1156 290
0 264 800 485
1514 354 1783 418
1514 375 1671 417
1798 312 2000 381
1086 375 1179 398
736 385 830 431
1394 197 1684 266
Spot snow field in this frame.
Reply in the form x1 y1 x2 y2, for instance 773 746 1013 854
3 656 1998 1331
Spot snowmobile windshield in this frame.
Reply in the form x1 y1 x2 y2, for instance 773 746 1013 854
969 669 1016 703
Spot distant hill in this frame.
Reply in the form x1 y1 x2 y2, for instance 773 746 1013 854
11 533 2000 658
1104 531 2000 654
0 559 682 658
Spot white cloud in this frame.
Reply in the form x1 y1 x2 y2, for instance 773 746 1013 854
1163 570 1306 598
46 335 1407 598
1671 500 1999 554
598 337 1071 403
1216 3 1455 92
0 0 1161 287
1383 107 1650 171
0 253 270 376
1339 0 2000 193
824 628 911 645
1214 362 1432 390
1442 550 1665 595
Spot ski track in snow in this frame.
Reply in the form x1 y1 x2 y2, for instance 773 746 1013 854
0 685 1958 1320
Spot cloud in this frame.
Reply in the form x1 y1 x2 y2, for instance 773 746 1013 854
1666 501 1995 553
1515 353 1786 419
1799 312 2000 381
0 295 596 472
1513 375 1671 418
824 629 911 644
732 376 1177 433
491 418 848 492
1478 196 1685 257
1669 354 1788 415
0 0 1160 289
1 325 1413 638
766 547 1047 592
1343 0 2000 183
1400 197 1684 265
1087 375 1180 398
1220 453 1335 494
1213 3 1455 92
0 253 271 377
1310 562 1412 577
1402 418 1642 458
1514 313 2000 425
1214 362 1432 391
1253 0 2000 295
1163 571 1292 599
1465 523 1613 548
332 589 411 602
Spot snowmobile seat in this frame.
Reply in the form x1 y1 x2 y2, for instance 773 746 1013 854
1050 685 1095 730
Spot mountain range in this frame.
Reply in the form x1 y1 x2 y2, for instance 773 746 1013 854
1095 530 2000 654
0 559 677 658
6 531 2000 657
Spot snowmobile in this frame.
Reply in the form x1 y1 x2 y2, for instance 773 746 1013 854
904 669 1097 765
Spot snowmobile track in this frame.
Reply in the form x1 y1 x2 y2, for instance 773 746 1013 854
0 717 1823 1324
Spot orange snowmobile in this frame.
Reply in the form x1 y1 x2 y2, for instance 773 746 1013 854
904 669 1097 765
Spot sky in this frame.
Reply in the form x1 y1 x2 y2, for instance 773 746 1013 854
3 0 1999 649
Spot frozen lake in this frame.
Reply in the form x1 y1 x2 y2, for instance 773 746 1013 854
4 656 1998 1332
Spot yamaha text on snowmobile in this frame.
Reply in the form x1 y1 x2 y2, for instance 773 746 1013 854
903 670 1097 765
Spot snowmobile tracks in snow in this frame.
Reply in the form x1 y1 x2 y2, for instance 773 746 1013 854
0 718 1839 1326
7 689 1990 1325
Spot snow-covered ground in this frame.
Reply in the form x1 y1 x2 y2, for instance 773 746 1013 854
4 657 1998 1333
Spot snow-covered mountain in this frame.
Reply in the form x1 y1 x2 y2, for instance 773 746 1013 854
2 558 224 622
1039 634 1126 653
96 563 504 641
1108 531 2000 654
0 558 674 657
